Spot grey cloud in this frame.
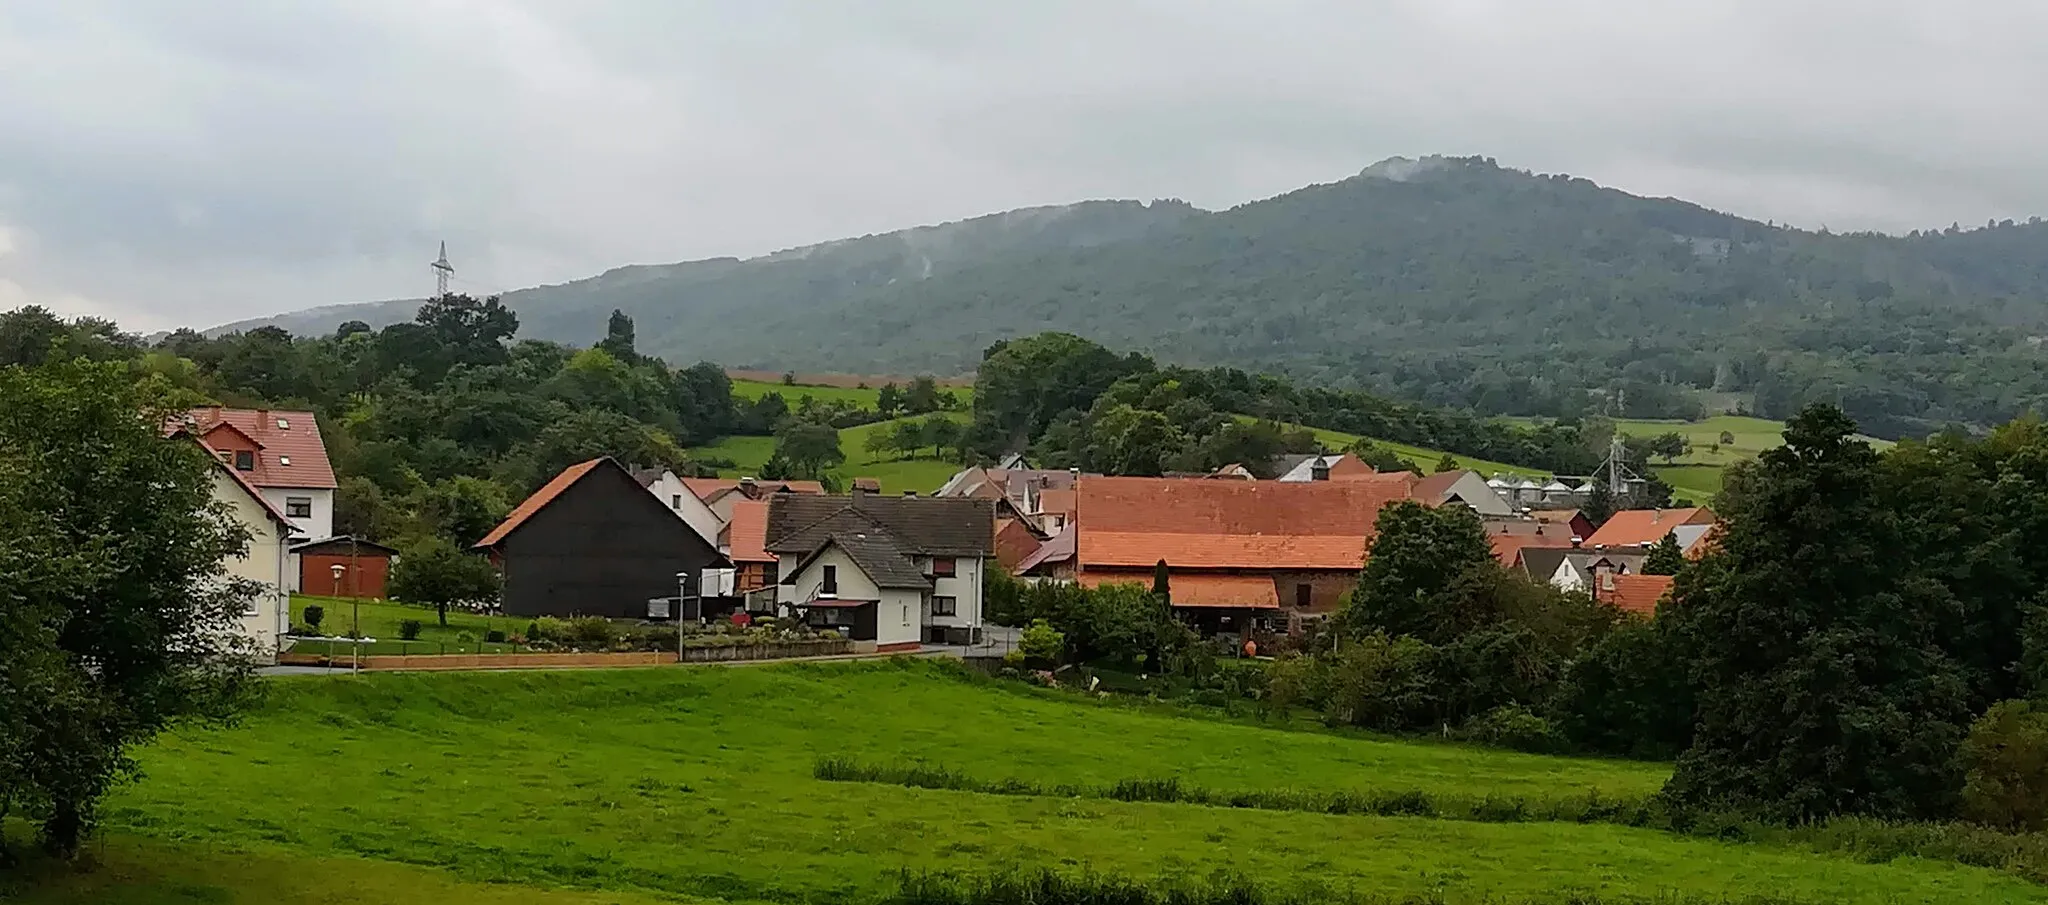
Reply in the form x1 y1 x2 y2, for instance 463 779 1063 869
1 0 2045 331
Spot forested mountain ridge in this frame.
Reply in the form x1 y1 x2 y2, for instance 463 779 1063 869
220 156 2048 438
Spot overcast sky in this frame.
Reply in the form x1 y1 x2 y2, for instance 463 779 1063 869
3 1 2045 332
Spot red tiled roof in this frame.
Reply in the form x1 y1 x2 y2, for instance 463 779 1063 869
475 459 605 549
725 499 774 563
993 517 1046 571
1036 488 1076 518
1585 508 1716 548
1407 470 1467 505
1079 475 1412 534
1596 573 1675 616
1488 533 1572 568
1083 532 1367 570
1016 523 1076 574
681 477 826 504
1073 475 1410 571
186 407 337 489
1081 571 1280 609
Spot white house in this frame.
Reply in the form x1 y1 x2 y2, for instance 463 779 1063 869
631 466 725 549
186 407 336 541
209 459 294 662
764 492 996 650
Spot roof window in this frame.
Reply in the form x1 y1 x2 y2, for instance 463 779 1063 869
279 456 292 466
276 418 290 430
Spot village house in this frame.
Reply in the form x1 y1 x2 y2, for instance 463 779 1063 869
682 477 825 525
1407 469 1515 516
1584 507 1718 549
476 458 729 620
631 466 725 548
1589 570 1675 616
723 499 779 604
765 491 995 650
205 450 294 661
1270 453 1376 482
1063 474 1414 633
185 406 337 540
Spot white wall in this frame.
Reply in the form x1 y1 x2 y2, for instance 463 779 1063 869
926 555 983 630
877 589 922 645
216 472 289 662
777 546 882 606
260 486 333 542
646 471 724 548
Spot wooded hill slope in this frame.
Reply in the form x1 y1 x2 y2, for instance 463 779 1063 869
220 156 2048 439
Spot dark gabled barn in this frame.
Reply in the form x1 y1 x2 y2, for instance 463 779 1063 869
475 457 727 620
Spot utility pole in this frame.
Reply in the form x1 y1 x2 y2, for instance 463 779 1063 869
431 241 454 299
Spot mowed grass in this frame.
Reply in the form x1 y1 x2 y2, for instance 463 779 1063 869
1252 418 1548 478
730 378 974 409
689 414 967 495
288 595 525 655
27 661 2044 904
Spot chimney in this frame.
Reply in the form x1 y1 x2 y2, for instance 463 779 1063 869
1311 459 1331 481
739 477 758 498
1570 536 1583 548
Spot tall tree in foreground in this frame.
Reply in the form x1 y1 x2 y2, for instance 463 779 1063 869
1662 405 1972 822
0 359 259 858
1640 533 1685 575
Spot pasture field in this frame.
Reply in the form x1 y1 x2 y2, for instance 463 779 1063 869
729 377 974 409
9 660 2044 904
689 413 967 495
1258 418 1547 478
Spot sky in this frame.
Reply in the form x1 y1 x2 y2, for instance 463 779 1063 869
3 1 2046 332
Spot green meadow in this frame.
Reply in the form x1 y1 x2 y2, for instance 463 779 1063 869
9 661 2045 904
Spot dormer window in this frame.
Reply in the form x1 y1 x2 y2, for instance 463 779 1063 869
276 418 290 430
234 450 255 471
279 455 292 466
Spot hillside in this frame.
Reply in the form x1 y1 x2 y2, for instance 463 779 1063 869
14 663 2040 904
217 156 2048 440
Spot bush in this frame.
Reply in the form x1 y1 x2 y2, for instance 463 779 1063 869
398 619 422 641
1324 631 1438 731
532 617 568 642
819 629 841 640
1958 699 2048 831
303 605 325 631
1002 649 1025 668
566 616 618 650
485 629 507 644
1019 619 1065 668
1548 616 1693 759
642 626 679 651
1460 704 1565 754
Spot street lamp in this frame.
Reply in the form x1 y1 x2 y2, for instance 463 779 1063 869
330 563 355 637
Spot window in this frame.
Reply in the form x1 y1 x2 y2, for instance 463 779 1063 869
932 596 957 617
276 417 290 430
278 455 291 466
234 450 255 471
1295 583 1312 609
902 604 910 625
285 497 312 518
821 565 837 596
671 493 683 510
930 557 956 577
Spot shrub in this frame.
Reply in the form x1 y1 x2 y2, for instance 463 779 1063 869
1548 616 1694 759
1019 619 1065 668
1958 699 2048 831
1460 704 1565 754
1001 649 1025 668
485 629 506 644
532 617 568 642
819 629 841 640
642 626 679 651
1324 631 1438 731
566 616 618 650
303 605 325 631
398 619 423 641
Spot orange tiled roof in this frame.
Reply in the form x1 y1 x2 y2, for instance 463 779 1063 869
1488 533 1572 568
1598 573 1675 615
1081 571 1280 609
1073 475 1409 571
475 459 605 548
725 499 775 563
681 477 826 503
1082 532 1368 570
1036 488 1077 518
186 407 337 489
1584 508 1716 548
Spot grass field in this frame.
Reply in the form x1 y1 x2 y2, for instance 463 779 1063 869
288 595 526 655
1253 418 1548 478
689 413 967 495
730 378 974 409
11 661 2045 904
